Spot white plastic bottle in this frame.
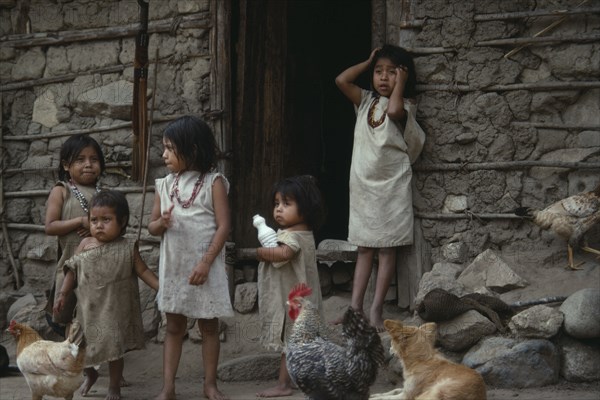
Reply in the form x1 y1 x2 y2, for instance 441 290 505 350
252 214 278 248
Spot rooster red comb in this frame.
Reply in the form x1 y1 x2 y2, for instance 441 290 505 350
8 320 16 330
288 283 312 302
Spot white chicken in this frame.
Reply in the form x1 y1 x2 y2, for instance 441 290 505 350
7 320 86 400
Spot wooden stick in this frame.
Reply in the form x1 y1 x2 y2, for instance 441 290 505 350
1 14 210 48
511 121 600 130
414 160 600 172
415 212 522 220
0 64 128 92
405 47 456 55
4 115 182 141
503 0 590 59
4 161 132 175
474 7 600 21
477 33 600 47
4 186 156 198
416 81 600 92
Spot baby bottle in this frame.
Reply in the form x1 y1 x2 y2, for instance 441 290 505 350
252 214 278 248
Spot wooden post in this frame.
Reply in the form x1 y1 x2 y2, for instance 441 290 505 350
397 218 430 309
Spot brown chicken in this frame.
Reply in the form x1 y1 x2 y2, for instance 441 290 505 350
515 184 600 270
7 320 85 400
285 283 385 399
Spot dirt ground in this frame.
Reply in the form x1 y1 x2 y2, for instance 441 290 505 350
1 249 599 400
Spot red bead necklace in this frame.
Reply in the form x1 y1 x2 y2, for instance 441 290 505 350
367 96 386 129
169 172 205 208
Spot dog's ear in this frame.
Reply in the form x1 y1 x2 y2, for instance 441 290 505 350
421 322 437 343
384 319 403 334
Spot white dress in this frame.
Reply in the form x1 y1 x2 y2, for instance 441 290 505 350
155 171 234 319
348 89 424 248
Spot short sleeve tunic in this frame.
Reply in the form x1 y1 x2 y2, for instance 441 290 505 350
348 89 417 248
257 230 323 352
65 238 145 367
155 171 234 319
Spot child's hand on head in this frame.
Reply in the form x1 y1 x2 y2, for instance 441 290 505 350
396 66 409 84
368 47 381 62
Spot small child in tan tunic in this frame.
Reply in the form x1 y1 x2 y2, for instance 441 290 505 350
55 190 158 400
254 175 325 398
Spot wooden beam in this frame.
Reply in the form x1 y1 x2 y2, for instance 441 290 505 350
511 121 600 130
474 7 600 21
0 14 210 48
415 213 522 220
416 81 600 92
4 186 156 198
476 33 600 47
413 161 600 172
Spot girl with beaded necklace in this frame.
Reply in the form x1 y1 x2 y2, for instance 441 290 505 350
148 115 233 400
44 133 105 394
335 45 425 331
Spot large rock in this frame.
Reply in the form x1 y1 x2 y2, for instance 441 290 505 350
463 337 559 388
559 336 600 382
560 288 600 339
508 305 564 339
74 80 138 120
437 310 496 351
458 249 528 293
234 282 258 314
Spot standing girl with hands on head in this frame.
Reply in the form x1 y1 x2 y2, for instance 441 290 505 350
254 175 325 398
44 134 105 394
335 45 425 331
148 116 233 400
54 190 159 400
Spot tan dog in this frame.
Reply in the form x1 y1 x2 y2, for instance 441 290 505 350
370 320 487 400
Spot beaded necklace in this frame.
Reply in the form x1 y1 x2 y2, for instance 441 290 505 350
68 180 100 213
367 96 386 129
169 172 205 208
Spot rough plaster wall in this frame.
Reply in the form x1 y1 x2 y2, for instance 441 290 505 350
0 0 212 292
389 0 600 263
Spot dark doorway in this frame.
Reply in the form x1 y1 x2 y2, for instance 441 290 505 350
231 0 371 246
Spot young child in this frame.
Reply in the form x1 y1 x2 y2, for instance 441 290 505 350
254 175 325 398
148 115 233 400
44 133 105 393
335 45 424 331
54 190 159 400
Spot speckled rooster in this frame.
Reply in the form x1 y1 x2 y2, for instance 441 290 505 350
515 184 600 270
285 283 385 400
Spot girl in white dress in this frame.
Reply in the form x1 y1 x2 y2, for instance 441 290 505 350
148 116 233 400
335 45 424 331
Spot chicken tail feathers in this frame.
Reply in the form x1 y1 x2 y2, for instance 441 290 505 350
67 321 85 349
342 307 385 366
515 207 534 218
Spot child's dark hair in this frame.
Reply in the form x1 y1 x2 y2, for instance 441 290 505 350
163 115 219 173
369 44 417 98
271 175 325 231
58 134 105 181
89 190 129 235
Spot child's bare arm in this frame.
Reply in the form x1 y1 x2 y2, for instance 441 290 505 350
188 177 231 285
336 48 379 106
148 191 174 236
133 242 159 290
386 66 409 121
45 186 89 237
256 244 295 263
53 270 75 314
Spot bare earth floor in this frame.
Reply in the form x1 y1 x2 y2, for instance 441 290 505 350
1 339 599 400
2 250 599 400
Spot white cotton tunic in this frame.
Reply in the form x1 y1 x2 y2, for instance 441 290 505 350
155 171 234 319
348 89 423 248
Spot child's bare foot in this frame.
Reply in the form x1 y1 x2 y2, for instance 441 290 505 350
370 309 385 332
329 315 343 325
256 383 293 397
105 386 121 400
204 382 228 400
120 375 130 387
155 388 176 400
80 367 99 396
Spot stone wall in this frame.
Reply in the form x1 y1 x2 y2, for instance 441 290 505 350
1 0 213 295
391 0 600 265
1 0 599 310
